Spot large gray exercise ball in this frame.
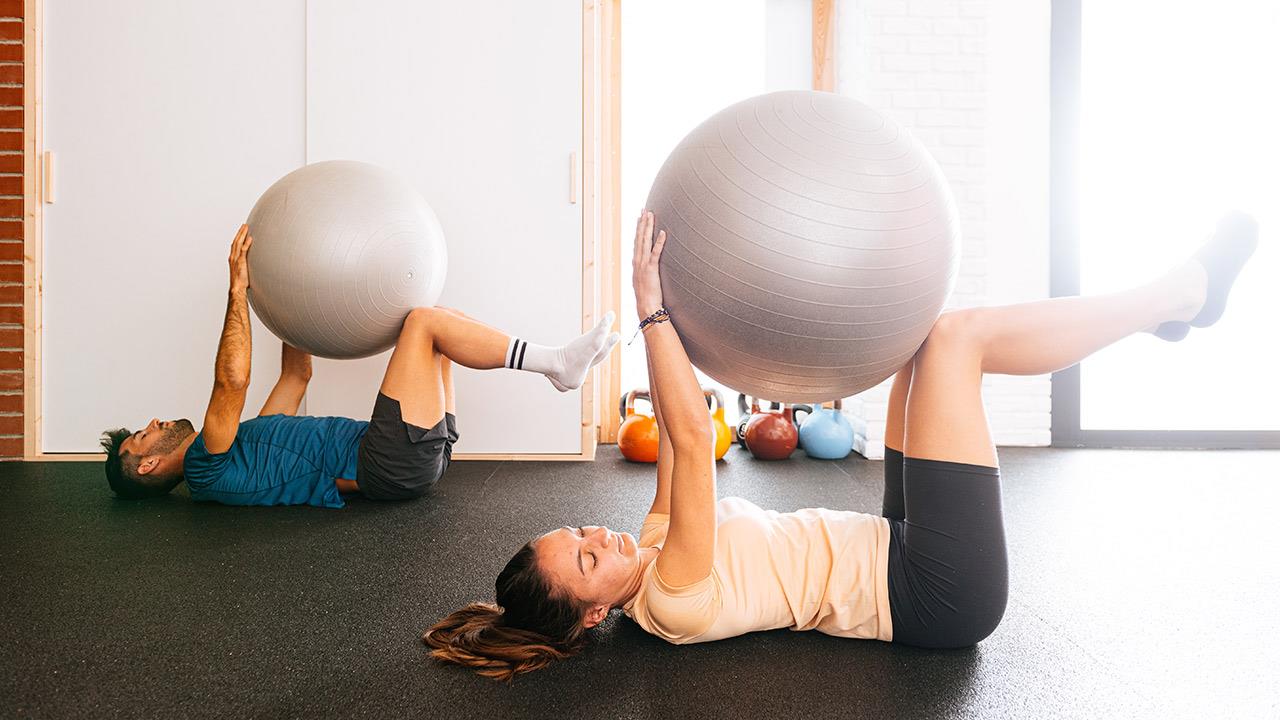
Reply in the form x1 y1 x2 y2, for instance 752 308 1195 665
646 91 959 402
246 160 448 359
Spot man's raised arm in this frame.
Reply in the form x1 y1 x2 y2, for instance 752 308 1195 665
258 343 312 417
202 224 254 453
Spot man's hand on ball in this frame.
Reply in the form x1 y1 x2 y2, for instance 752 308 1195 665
229 223 253 294
632 209 666 316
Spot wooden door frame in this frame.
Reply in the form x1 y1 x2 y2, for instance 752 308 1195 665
596 0 622 446
21 0 622 461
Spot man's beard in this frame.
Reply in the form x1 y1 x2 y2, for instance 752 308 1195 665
149 419 196 456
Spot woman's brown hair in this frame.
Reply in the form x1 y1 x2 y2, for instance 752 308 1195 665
424 541 590 681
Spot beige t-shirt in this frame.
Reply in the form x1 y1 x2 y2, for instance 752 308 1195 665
622 496 893 644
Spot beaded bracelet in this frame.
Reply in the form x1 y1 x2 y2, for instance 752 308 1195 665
627 307 671 345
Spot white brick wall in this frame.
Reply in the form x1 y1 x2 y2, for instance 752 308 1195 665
838 0 1052 459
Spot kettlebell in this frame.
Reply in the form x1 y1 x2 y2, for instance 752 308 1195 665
618 389 659 463
743 399 812 460
736 394 776 449
798 399 855 460
705 388 732 461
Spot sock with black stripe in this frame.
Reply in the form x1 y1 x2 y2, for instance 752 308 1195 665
505 311 619 392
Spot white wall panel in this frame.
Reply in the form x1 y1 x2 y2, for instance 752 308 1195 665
305 0 583 453
42 1 305 451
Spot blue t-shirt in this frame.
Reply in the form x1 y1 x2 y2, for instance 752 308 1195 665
183 414 369 509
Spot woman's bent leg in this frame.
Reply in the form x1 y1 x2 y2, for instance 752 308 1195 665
881 362 913 521
889 313 1007 648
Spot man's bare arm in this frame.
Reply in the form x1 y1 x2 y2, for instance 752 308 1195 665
258 344 312 417
214 289 252 389
202 226 254 454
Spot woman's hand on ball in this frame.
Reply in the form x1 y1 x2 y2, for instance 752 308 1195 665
229 223 254 294
632 210 666 316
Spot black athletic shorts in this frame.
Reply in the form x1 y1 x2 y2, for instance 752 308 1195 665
881 448 1008 648
356 392 458 500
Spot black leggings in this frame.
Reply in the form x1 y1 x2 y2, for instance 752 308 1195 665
882 447 1008 648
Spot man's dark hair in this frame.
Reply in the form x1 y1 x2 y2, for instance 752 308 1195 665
100 428 182 499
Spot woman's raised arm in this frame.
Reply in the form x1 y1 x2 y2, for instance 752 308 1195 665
632 210 716 587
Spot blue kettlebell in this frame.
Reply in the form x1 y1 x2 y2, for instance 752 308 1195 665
798 398 854 460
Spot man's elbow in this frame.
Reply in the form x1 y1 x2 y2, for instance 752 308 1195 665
214 373 250 392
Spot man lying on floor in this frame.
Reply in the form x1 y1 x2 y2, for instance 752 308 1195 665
100 224 618 508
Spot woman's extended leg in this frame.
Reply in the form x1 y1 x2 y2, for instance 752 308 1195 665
904 257 1210 466
969 264 1205 377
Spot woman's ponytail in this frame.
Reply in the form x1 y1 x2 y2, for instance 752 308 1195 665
424 542 590 681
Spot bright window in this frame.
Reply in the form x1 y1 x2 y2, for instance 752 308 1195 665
1078 1 1280 431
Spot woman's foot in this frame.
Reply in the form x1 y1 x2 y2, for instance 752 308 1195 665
1152 211 1259 341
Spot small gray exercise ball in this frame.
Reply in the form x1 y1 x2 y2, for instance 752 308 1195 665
646 91 959 403
246 161 448 359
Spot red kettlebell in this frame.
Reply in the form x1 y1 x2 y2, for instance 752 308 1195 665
736 394 779 449
618 389 659 463
743 400 812 460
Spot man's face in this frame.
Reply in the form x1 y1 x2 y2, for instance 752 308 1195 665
120 418 195 459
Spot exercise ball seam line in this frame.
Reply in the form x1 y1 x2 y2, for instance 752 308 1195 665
790 92 900 146
767 94 909 155
802 92 900 139
662 232 960 315
678 326 926 376
662 191 962 289
696 150 944 238
739 105 925 180
698 131 935 196
662 261 949 337
687 348 917 398
682 154 951 239
761 96 915 162
703 143 937 215
665 176 957 274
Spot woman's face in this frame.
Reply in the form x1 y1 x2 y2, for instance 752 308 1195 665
535 525 639 610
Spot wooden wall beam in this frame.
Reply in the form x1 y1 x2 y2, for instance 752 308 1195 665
813 0 837 92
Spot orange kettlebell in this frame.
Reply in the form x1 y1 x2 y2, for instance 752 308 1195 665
618 389 659 463
704 388 732 461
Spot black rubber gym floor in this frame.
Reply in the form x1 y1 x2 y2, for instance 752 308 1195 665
3 446 1277 719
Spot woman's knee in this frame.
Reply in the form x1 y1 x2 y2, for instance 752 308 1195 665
924 309 984 350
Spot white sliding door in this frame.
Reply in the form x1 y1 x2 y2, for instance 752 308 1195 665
41 1 589 455
304 0 585 454
42 1 305 451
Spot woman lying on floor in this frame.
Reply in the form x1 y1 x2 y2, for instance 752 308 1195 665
426 209 1258 681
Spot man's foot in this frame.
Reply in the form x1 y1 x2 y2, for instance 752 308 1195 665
547 311 619 392
1153 211 1258 341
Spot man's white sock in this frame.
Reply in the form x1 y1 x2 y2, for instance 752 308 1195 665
505 311 619 392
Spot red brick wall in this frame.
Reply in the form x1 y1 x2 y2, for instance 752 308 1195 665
0 1 23 459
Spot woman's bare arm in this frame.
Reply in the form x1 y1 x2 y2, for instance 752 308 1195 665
645 345 675 516
632 210 716 587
